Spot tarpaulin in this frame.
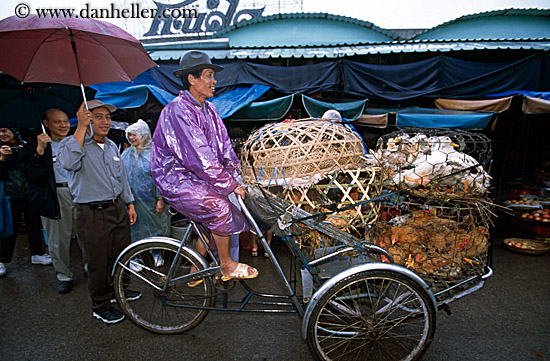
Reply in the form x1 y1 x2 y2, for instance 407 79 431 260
151 61 342 95
395 107 494 129
353 113 388 128
91 71 175 108
147 53 549 104
302 95 367 120
488 90 550 101
435 97 513 112
342 53 548 100
210 84 270 119
523 96 550 114
228 94 294 121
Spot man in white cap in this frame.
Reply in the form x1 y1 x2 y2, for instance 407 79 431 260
58 99 138 324
151 50 258 282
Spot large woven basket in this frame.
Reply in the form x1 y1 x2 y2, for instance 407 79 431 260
241 119 366 188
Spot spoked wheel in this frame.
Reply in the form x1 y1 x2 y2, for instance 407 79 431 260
306 269 436 361
113 241 213 334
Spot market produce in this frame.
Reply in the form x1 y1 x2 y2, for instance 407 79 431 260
505 239 538 250
519 208 550 222
508 199 540 206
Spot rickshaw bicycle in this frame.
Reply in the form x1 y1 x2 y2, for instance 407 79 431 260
112 183 493 361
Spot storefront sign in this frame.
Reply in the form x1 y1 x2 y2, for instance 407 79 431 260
143 0 265 37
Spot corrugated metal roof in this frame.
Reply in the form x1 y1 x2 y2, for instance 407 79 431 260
143 9 550 60
413 8 550 41
210 12 398 47
148 40 550 60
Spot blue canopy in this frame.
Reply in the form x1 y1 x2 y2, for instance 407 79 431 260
393 107 494 129
302 95 367 120
150 53 549 101
151 61 342 95
91 71 175 108
209 84 270 119
488 90 550 101
228 94 294 121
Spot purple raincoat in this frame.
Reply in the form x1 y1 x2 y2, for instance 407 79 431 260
151 91 248 236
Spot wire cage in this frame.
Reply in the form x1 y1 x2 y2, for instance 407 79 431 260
369 192 493 292
372 128 493 198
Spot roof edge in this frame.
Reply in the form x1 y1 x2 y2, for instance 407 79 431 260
212 12 401 41
414 8 550 39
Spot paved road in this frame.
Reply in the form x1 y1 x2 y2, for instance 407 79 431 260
1 228 549 361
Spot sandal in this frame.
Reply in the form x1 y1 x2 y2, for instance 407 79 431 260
221 263 259 282
187 279 204 288
187 266 204 287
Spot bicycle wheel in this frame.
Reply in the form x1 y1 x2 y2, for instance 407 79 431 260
306 269 436 361
113 240 213 334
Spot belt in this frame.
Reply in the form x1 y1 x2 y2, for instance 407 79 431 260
55 182 69 187
80 196 120 210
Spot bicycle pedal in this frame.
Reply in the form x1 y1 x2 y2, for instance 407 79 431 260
213 274 235 290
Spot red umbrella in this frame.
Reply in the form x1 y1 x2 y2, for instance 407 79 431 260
0 15 156 107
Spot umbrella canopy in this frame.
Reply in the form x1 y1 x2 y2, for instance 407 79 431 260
0 75 96 128
0 15 156 87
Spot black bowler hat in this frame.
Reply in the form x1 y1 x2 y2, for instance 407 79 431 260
173 50 223 78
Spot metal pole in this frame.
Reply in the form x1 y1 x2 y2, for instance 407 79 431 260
69 27 93 136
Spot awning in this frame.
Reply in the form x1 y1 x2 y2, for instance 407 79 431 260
227 94 294 121
395 107 494 129
353 113 388 128
210 84 270 119
94 84 175 108
301 95 367 120
523 96 550 114
434 97 513 112
91 72 175 108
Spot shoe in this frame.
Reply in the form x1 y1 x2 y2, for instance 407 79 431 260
111 290 142 304
187 279 204 288
152 253 164 267
251 250 258 257
264 251 269 258
0 262 6 276
221 263 259 282
93 307 124 324
58 280 73 294
31 254 52 265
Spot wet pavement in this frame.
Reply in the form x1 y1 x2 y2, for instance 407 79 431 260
1 225 549 361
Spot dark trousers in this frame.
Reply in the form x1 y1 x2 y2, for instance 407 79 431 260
0 198 45 263
76 198 130 313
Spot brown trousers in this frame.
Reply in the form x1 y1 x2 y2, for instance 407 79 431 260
76 198 130 313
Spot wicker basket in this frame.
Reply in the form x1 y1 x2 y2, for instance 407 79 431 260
503 238 550 255
241 119 366 188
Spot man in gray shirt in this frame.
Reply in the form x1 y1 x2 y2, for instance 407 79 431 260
35 109 88 294
58 99 137 324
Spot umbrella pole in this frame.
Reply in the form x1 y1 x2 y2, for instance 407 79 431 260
79 83 93 136
70 28 93 137
80 83 89 110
